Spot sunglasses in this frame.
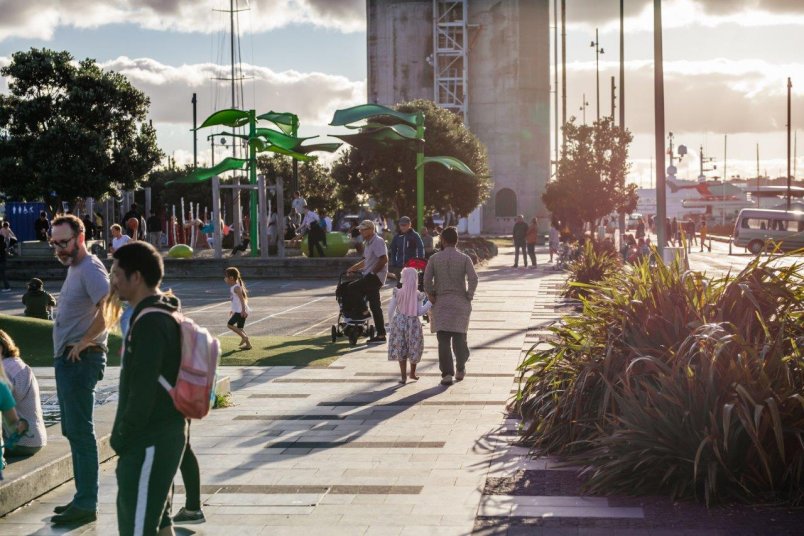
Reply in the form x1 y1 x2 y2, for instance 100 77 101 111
49 236 76 250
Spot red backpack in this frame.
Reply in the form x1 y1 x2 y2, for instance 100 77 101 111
130 308 221 419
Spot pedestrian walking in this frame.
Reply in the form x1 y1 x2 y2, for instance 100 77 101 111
549 221 560 263
512 215 528 267
1 330 46 458
147 210 163 249
291 191 306 217
49 214 110 525
389 216 424 279
699 220 710 252
344 220 388 344
299 205 326 257
108 241 188 536
423 227 478 386
671 217 679 245
525 217 539 268
387 267 432 384
225 267 251 350
22 278 56 319
686 220 697 248
636 219 645 240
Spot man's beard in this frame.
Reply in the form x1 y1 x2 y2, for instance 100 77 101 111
56 249 78 266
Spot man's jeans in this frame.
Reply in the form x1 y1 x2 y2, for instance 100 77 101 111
513 243 528 266
437 331 469 377
55 350 106 511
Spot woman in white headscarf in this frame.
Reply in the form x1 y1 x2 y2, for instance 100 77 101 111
387 267 432 384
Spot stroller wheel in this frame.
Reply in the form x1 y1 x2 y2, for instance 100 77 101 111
348 330 358 346
368 325 375 339
331 325 337 343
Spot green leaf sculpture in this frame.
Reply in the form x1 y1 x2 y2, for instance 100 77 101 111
250 138 314 162
169 157 249 184
329 103 418 128
198 109 250 129
296 142 342 154
416 156 475 176
256 111 298 135
254 128 314 151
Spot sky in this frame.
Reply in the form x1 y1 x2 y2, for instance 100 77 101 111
1 0 803 187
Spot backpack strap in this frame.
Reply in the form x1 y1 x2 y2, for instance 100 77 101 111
127 306 182 393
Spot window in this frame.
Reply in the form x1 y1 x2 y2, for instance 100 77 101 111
742 218 769 230
495 188 517 218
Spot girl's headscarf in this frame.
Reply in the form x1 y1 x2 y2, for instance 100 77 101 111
397 267 419 316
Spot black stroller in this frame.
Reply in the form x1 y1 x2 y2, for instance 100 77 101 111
331 271 376 346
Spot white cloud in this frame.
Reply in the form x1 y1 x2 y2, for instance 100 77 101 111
561 58 804 136
0 0 366 42
96 56 365 127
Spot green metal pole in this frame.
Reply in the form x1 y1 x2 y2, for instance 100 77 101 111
416 112 425 231
249 109 258 256
292 115 299 195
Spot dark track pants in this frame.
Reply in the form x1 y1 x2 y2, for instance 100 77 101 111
116 428 186 536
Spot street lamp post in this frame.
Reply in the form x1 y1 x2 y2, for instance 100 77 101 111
580 93 589 125
590 28 604 123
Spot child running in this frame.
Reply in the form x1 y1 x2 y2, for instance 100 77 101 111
225 267 251 350
387 267 432 384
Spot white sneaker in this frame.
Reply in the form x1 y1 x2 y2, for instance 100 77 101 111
440 375 453 386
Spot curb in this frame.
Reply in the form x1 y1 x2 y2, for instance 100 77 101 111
0 376 231 517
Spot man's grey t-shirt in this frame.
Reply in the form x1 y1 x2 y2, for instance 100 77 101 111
361 233 388 284
53 254 110 358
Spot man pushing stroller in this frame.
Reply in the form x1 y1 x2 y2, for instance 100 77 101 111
344 220 388 345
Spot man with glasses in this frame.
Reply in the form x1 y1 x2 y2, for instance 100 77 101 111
49 214 110 526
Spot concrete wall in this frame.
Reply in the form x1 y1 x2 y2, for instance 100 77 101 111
367 0 551 234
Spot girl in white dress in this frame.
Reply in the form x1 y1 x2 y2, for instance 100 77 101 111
224 267 251 350
387 267 432 384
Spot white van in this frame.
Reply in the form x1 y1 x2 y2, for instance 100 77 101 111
732 208 804 254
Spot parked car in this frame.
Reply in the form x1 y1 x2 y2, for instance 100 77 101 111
732 208 804 254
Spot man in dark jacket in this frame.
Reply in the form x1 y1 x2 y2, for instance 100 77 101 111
388 216 424 279
109 241 186 536
35 211 50 241
512 215 528 267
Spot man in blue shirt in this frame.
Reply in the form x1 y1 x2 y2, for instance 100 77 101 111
388 216 424 279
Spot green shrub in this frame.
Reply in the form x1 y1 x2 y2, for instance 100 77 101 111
514 254 804 505
565 240 622 299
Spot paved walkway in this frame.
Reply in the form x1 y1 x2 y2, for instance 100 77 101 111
0 247 561 535
3 247 802 535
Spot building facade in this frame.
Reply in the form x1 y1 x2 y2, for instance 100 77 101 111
367 0 550 233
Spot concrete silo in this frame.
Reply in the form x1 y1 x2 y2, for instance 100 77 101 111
367 0 550 233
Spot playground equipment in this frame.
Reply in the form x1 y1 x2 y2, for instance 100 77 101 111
300 232 352 257
168 244 194 258
171 109 340 259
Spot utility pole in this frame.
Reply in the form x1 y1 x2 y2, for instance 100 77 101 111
619 0 625 130
591 28 604 123
580 93 589 125
553 0 559 171
756 143 760 197
787 77 792 211
610 76 616 120
561 0 567 153
191 93 198 169
653 0 667 256
722 134 727 225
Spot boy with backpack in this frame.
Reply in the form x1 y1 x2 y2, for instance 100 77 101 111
109 241 219 535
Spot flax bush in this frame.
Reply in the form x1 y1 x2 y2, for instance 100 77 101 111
514 253 804 505
564 239 622 299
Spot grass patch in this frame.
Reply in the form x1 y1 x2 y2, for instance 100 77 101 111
218 335 352 367
0 314 123 366
213 393 234 409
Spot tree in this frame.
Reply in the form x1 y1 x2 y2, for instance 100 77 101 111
542 116 637 237
257 154 339 216
330 99 491 220
0 48 163 212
